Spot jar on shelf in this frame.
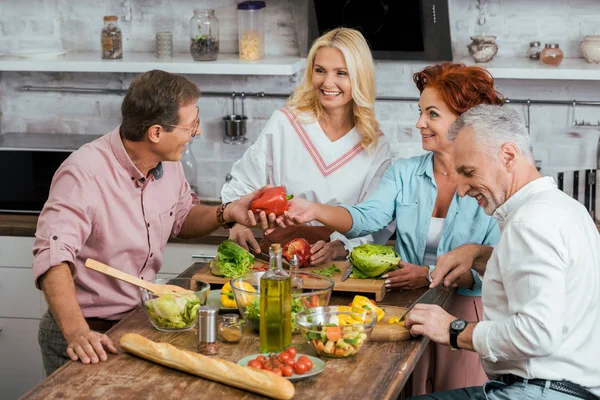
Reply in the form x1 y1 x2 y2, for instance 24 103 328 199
189 9 220 61
528 41 542 60
218 314 243 344
580 35 600 64
540 43 564 66
237 1 266 61
101 16 123 59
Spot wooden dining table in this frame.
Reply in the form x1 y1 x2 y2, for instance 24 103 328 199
22 262 453 400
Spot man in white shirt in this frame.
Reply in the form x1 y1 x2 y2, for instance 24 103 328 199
406 105 600 400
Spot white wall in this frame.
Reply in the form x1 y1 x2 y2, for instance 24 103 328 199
0 0 599 200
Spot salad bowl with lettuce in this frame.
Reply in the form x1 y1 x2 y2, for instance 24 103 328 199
140 278 210 332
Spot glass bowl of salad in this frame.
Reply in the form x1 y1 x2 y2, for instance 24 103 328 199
140 278 210 332
230 271 334 333
295 305 378 358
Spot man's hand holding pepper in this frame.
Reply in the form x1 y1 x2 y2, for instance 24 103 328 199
225 188 279 230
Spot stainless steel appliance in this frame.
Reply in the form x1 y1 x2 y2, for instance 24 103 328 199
0 133 99 213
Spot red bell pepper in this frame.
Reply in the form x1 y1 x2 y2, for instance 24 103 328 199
283 238 312 267
249 186 293 217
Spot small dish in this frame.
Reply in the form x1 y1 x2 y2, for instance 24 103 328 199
237 353 325 381
207 290 238 311
10 49 68 58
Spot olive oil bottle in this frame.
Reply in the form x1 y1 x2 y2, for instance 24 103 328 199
259 244 292 353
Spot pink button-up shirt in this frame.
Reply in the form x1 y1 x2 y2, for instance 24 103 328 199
33 127 199 320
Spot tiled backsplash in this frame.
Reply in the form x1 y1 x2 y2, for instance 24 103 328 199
0 0 599 200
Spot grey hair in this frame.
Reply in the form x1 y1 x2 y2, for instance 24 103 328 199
448 104 534 162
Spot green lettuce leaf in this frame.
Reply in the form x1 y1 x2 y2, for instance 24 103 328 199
210 239 255 278
145 293 200 329
348 244 401 279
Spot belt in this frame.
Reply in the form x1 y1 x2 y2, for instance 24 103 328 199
497 374 599 400
85 317 119 332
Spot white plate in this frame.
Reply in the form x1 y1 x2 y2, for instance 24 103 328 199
10 49 68 58
237 353 325 381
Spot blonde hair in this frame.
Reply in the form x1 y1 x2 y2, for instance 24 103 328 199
286 28 380 149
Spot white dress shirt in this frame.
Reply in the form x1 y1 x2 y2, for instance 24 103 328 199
221 108 394 252
472 177 600 395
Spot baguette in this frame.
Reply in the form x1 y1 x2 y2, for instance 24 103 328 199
120 333 295 400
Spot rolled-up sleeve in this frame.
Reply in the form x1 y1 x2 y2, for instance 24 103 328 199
171 174 201 238
33 164 97 288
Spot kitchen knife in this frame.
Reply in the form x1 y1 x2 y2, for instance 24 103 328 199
398 286 442 321
340 265 353 282
253 251 291 268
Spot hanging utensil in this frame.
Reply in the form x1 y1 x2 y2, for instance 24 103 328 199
222 92 248 144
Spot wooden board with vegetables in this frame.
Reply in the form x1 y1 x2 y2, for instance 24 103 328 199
371 306 411 342
193 260 387 301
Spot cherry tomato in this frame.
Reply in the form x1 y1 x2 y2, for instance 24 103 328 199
283 357 295 367
248 360 262 369
286 347 297 358
282 365 294 377
272 368 283 377
256 355 266 363
278 352 291 362
297 355 313 370
293 361 308 375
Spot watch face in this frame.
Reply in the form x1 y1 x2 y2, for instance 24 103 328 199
451 319 467 331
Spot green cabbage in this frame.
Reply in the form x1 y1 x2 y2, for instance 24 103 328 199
145 292 200 329
209 239 255 278
348 244 401 279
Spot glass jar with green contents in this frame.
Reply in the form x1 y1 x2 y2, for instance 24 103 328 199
189 9 219 61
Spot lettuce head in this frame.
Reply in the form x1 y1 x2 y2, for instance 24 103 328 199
209 239 255 278
349 244 401 279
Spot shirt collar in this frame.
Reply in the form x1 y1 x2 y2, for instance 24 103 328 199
416 152 435 179
493 176 556 226
109 127 163 187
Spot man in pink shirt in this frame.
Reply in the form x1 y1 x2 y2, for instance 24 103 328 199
33 70 264 375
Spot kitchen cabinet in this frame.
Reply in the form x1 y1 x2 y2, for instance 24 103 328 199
0 236 45 400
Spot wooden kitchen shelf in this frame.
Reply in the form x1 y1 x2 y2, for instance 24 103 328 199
0 52 306 76
460 56 600 81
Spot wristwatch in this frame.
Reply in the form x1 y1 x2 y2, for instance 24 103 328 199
216 202 236 229
449 318 467 350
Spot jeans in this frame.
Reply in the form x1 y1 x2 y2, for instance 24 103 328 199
410 380 585 400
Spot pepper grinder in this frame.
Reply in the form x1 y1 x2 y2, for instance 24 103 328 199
198 306 219 355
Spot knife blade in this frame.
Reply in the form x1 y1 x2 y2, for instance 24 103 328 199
253 251 291 268
340 265 353 282
398 286 442 321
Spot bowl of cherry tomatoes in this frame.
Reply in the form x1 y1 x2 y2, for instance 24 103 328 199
237 347 325 381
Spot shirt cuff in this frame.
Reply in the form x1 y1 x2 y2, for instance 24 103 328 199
339 205 362 238
329 232 351 256
472 320 498 362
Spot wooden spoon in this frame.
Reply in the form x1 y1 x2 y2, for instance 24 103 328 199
84 258 191 296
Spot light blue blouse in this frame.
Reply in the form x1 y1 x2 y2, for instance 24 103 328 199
342 152 500 296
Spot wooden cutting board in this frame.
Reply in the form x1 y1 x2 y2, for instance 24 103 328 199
192 260 387 301
371 306 411 342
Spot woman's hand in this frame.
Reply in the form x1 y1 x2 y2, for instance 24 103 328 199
229 224 261 254
278 197 319 227
382 261 429 290
309 240 347 266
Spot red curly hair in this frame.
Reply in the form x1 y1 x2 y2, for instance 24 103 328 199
413 62 504 115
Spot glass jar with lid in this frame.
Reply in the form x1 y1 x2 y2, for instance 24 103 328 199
218 314 243 343
237 1 266 61
528 41 542 60
540 43 564 66
101 16 123 59
189 9 220 61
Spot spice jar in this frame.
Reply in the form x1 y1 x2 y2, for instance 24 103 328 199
218 314 243 344
101 16 123 59
528 41 542 60
198 306 219 355
540 43 564 66
189 9 220 61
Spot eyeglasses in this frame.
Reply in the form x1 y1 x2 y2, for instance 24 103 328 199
164 106 200 137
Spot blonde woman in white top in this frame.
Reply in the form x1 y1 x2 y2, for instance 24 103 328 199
222 27 393 265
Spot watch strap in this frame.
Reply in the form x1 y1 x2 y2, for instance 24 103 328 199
216 202 236 229
449 319 465 350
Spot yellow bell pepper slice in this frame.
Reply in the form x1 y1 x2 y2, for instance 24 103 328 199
351 295 385 322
